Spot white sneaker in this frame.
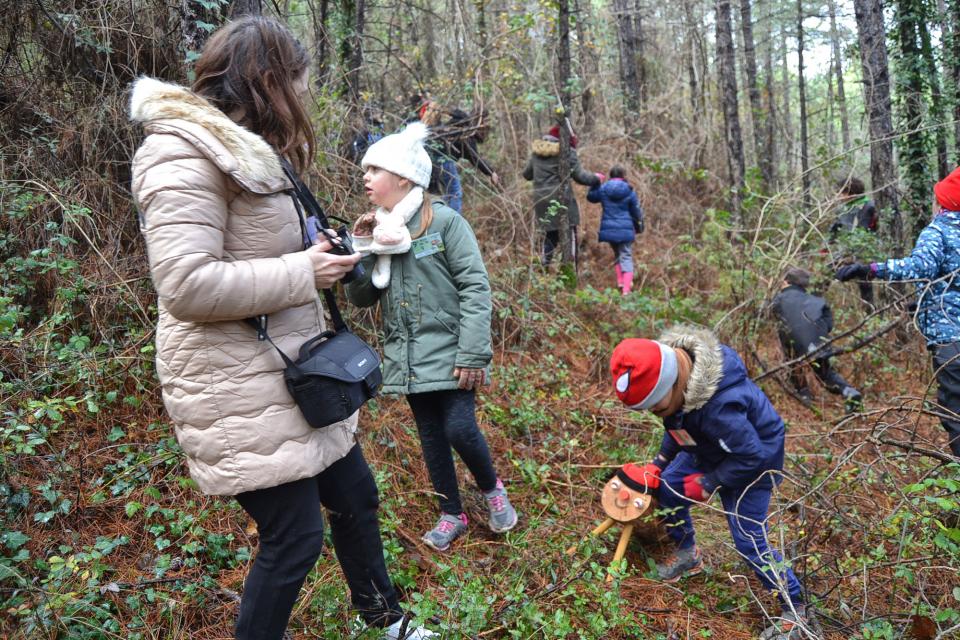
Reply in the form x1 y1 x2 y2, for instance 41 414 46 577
383 618 439 639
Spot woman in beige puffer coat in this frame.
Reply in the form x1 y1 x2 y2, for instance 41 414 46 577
130 16 435 640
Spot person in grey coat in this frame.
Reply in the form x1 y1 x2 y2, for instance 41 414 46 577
522 125 600 265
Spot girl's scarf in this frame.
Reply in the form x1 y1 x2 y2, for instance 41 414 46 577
352 186 424 289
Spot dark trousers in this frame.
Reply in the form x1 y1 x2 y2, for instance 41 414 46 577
658 453 804 607
234 445 401 640
932 342 960 457
407 389 498 515
542 226 578 266
781 336 857 398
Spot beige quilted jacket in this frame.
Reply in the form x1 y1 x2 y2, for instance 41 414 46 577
129 77 357 496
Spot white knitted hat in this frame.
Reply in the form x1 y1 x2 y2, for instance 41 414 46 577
361 122 432 188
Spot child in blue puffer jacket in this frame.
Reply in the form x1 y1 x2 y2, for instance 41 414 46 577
587 166 643 295
610 325 807 640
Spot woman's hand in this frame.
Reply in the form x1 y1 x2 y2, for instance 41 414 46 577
454 367 487 390
305 238 361 289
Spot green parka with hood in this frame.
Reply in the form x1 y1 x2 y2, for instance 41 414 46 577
522 136 599 231
345 200 492 394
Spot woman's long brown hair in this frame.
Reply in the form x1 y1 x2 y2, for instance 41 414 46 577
192 17 315 173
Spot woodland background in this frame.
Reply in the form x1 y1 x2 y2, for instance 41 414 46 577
1 0 959 638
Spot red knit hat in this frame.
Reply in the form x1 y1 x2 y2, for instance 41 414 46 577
547 125 578 148
934 167 960 211
610 339 679 410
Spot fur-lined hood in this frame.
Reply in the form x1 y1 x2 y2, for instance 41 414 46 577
128 76 287 194
531 138 560 157
658 324 726 412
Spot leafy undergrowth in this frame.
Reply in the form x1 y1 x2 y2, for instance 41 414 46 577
1 181 958 640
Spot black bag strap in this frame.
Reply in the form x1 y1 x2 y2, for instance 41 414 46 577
245 159 349 350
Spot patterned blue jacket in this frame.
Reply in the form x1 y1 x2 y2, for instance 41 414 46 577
874 210 960 345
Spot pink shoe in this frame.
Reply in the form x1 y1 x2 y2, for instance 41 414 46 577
621 271 633 295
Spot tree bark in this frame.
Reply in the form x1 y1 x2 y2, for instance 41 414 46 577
312 0 332 87
739 0 771 190
228 0 262 16
633 0 647 106
853 0 903 251
919 11 949 180
797 0 810 210
895 0 933 238
761 0 778 186
949 0 960 165
716 0 745 228
613 0 641 129
828 0 851 151
341 0 366 103
780 25 795 177
574 0 600 128
557 0 575 267
179 0 222 61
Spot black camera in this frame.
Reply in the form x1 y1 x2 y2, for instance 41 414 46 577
320 225 364 284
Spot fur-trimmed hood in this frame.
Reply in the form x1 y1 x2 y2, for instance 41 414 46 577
128 76 287 194
658 324 727 412
531 138 560 157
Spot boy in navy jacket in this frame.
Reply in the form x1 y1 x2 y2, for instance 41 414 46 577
611 325 806 639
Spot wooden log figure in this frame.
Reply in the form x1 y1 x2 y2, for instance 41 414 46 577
566 463 659 581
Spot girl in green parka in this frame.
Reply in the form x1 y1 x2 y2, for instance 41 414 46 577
346 123 518 552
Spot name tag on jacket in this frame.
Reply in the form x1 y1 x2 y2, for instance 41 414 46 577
668 428 697 447
411 232 445 259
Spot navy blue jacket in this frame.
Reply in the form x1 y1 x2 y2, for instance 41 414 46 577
587 178 643 244
656 329 785 492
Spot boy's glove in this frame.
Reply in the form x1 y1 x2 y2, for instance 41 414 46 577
616 462 662 493
634 219 644 234
683 473 709 502
835 262 874 281
595 172 606 182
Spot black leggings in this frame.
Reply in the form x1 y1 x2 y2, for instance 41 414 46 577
234 445 401 639
932 342 960 457
407 389 498 515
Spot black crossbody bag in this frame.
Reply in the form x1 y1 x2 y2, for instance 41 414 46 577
246 161 381 429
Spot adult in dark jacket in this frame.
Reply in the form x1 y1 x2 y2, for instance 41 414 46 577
522 126 600 265
586 165 643 294
837 166 960 457
610 325 807 640
829 176 878 308
771 268 862 412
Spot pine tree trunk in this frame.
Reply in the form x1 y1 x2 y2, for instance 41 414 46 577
683 0 706 167
716 0 745 228
557 0 575 268
313 0 332 86
574 0 600 128
797 0 810 210
633 0 647 106
613 0 641 128
950 0 960 165
919 13 949 179
762 1 778 186
829 0 851 151
853 0 903 250
896 0 933 238
739 0 770 190
228 0 262 16
780 26 795 177
179 0 222 60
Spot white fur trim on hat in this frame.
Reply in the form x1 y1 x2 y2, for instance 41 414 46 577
360 122 433 188
631 342 678 410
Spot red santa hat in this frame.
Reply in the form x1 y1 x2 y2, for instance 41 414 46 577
547 125 578 148
610 339 679 410
934 166 960 211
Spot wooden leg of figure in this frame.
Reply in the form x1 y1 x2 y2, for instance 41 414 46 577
606 524 634 583
565 517 616 556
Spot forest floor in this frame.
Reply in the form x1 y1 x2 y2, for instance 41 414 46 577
2 166 957 640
